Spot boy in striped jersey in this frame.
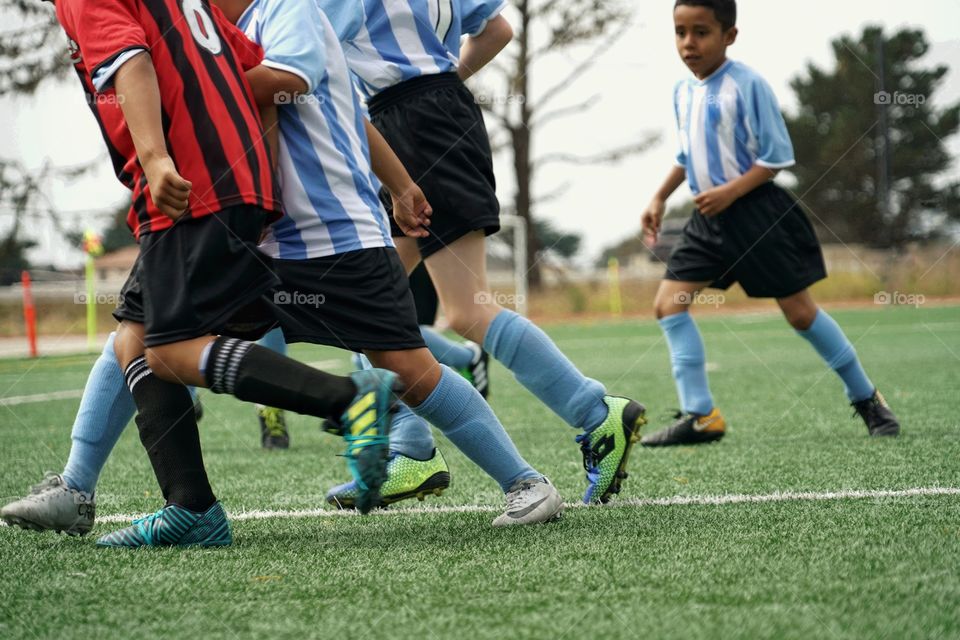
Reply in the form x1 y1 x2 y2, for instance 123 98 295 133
2 0 564 540
639 0 900 447
335 0 648 506
27 0 406 547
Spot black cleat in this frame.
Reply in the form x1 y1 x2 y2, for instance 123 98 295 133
853 391 900 437
461 341 490 399
641 408 726 447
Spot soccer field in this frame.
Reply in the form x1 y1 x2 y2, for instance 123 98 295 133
1 305 958 639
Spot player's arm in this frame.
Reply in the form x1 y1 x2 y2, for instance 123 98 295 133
260 104 280 170
113 53 192 220
364 119 433 238
694 165 777 217
642 166 687 243
459 15 513 81
245 66 308 108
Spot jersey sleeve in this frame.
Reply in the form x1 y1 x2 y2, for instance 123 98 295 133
257 0 329 92
69 0 149 92
316 0 366 43
213 4 264 71
459 0 508 37
746 76 795 169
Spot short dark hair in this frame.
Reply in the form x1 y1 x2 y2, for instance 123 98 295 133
674 0 737 31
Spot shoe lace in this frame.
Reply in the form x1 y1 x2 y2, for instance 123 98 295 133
575 433 597 472
131 508 165 546
29 472 62 494
505 480 537 509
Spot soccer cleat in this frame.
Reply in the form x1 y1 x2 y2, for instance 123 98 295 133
492 476 563 527
577 396 647 504
322 369 404 514
96 502 232 549
0 472 95 536
257 405 290 449
325 449 451 509
853 390 900 437
459 341 490 399
640 408 726 448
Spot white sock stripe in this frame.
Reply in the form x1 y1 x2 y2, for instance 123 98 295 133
211 338 240 393
225 341 253 395
126 369 153 393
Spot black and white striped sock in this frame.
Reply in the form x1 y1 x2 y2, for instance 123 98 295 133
203 336 356 419
124 356 215 512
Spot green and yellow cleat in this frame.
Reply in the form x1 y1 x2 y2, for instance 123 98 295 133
577 396 647 504
322 369 405 514
326 449 451 510
257 405 290 449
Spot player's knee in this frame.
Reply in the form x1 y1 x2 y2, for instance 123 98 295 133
447 309 480 338
654 294 682 320
787 310 817 331
144 347 179 382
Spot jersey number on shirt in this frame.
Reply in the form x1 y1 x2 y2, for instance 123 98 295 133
182 0 223 55
433 0 454 42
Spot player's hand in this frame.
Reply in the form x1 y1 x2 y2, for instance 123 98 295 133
391 182 433 239
142 155 192 220
694 185 737 217
641 198 666 244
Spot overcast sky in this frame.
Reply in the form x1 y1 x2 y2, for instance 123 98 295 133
2 0 958 269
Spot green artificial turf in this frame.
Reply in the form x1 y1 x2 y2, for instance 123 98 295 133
1 305 958 639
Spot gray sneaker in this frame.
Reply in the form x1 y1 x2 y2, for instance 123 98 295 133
492 476 563 527
1 472 95 536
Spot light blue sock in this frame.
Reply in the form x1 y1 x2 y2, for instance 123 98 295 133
659 312 714 416
413 366 539 492
61 333 136 494
798 310 875 402
483 309 608 431
356 354 435 460
257 327 288 356
420 326 474 369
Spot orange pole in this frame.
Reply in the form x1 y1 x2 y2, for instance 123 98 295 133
21 271 38 358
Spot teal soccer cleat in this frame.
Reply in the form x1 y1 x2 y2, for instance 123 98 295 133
96 502 232 549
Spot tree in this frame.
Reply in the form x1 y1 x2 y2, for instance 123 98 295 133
0 1 66 96
785 26 960 247
474 0 658 288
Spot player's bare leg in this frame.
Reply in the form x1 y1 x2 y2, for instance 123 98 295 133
779 289 900 436
417 231 646 504
643 279 727 447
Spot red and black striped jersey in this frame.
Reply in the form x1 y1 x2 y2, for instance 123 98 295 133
56 0 280 238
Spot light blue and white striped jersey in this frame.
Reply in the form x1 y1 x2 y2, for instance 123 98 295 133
344 0 508 99
674 60 795 195
238 0 393 260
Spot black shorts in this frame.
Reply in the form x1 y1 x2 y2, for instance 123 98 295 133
369 72 500 259
665 183 827 299
408 263 439 326
270 247 426 352
113 206 280 346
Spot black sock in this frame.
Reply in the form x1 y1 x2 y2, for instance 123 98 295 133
204 338 356 418
125 357 216 512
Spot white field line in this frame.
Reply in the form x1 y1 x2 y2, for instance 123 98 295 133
91 486 960 524
0 389 83 406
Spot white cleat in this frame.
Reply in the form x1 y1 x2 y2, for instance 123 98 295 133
1 472 95 536
492 476 563 527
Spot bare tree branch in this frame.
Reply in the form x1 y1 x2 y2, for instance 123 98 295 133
531 18 632 113
533 94 600 127
536 133 661 168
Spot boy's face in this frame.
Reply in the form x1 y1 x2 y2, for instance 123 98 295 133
674 4 737 79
